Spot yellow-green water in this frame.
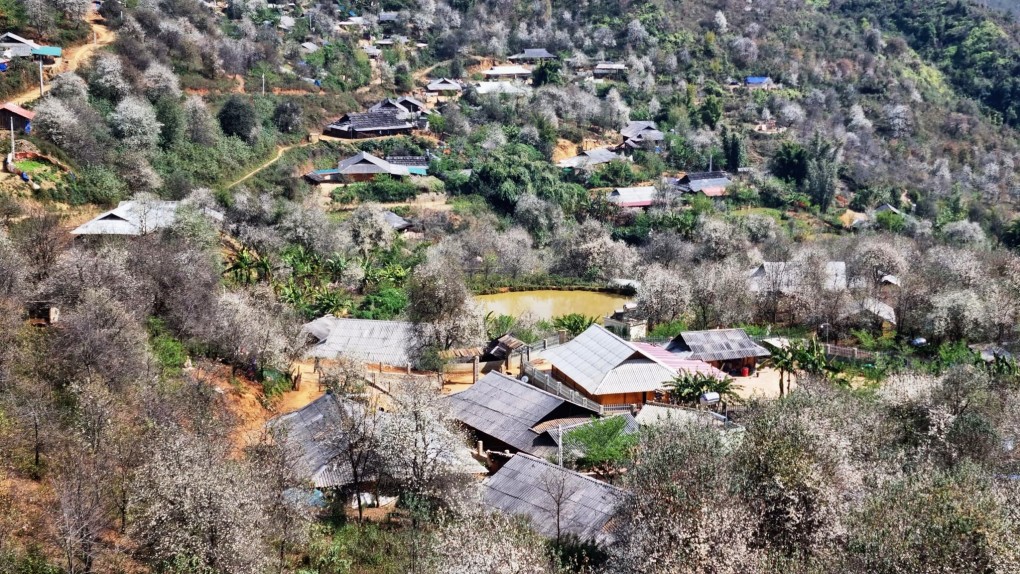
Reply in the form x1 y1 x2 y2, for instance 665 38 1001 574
473 290 632 320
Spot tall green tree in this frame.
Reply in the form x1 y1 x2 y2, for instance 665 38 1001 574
804 133 843 212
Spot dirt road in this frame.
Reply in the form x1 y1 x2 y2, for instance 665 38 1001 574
11 17 115 106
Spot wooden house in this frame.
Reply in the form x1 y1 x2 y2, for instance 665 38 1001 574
0 102 34 132
304 151 410 183
666 329 770 376
324 110 414 138
541 324 677 406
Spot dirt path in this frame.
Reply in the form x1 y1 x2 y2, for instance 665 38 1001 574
11 16 115 106
225 141 312 189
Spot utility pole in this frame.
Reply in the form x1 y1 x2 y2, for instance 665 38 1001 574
557 425 562 467
10 117 15 159
262 73 266 96
38 59 43 98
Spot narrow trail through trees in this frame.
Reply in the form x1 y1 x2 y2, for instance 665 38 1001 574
11 16 115 106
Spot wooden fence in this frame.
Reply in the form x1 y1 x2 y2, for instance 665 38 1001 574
519 361 604 413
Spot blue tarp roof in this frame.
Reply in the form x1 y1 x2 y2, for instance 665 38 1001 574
408 166 427 175
745 76 770 84
31 46 62 57
312 168 341 175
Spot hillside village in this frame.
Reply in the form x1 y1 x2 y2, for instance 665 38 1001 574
1 0 1020 572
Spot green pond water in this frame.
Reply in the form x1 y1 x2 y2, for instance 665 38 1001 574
473 290 632 320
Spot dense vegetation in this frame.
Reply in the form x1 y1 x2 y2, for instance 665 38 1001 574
1 0 1020 572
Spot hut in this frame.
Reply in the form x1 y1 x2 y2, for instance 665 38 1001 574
0 102 35 132
665 329 770 376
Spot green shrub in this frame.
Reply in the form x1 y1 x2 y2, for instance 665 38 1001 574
260 367 292 398
65 166 128 206
147 318 187 376
353 287 408 320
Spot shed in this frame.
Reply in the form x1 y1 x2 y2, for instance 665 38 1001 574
541 324 676 406
593 62 627 77
745 76 774 89
666 329 770 374
482 65 532 78
748 261 849 294
278 15 296 30
445 371 598 457
557 147 626 169
0 102 35 132
620 120 664 143
607 186 657 208
300 42 319 53
427 78 462 92
482 453 625 546
0 33 40 57
385 155 429 175
508 48 556 61
301 316 415 367
675 171 732 197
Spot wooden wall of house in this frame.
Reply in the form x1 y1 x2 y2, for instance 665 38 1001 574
550 366 653 406
0 109 31 132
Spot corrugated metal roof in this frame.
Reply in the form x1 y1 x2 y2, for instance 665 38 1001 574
839 297 896 325
607 186 657 207
71 200 223 236
337 151 410 176
542 325 674 396
634 404 727 428
272 392 486 489
557 147 623 168
631 343 728 379
1 102 34 119
483 65 532 76
445 372 594 456
301 317 415 366
620 121 659 140
482 453 625 545
382 210 411 231
666 329 771 363
427 78 462 91
508 48 556 60
331 111 413 132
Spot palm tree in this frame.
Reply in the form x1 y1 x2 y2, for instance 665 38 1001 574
765 345 797 397
552 314 598 337
666 372 741 404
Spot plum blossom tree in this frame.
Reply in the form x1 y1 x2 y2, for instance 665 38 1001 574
110 97 163 152
142 62 183 101
638 264 692 325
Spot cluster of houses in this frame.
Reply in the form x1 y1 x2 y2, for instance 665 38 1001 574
324 95 431 139
0 32 63 69
282 313 756 546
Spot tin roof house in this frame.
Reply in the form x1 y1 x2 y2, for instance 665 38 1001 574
540 324 677 406
301 316 416 368
324 110 414 138
305 151 411 183
482 453 625 546
0 32 39 57
71 200 224 236
665 329 771 375
507 48 556 61
445 371 601 458
606 186 657 208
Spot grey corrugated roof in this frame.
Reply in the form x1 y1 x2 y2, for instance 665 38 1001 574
634 404 727 428
382 211 411 231
337 151 410 176
301 317 415 366
620 121 659 140
272 392 486 489
557 147 623 168
331 111 413 132
607 186 657 206
445 372 594 456
666 329 771 362
270 393 369 488
482 453 625 545
542 325 675 396
483 65 532 76
427 78 462 91
508 48 556 60
369 98 411 114
71 200 223 236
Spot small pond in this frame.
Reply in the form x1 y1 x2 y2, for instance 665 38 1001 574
473 290 632 320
